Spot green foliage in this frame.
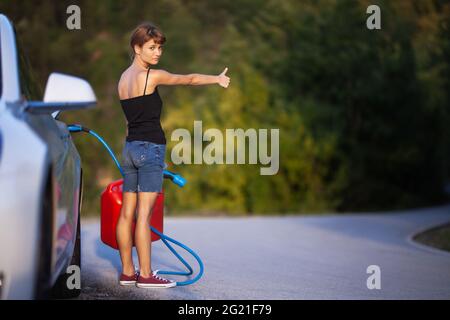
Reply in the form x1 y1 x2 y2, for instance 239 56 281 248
1 0 449 215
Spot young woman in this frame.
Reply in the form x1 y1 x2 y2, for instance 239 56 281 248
116 22 230 288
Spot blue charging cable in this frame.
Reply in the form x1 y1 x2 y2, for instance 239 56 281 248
67 124 203 286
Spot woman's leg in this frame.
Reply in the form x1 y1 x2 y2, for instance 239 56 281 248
135 191 158 278
116 191 137 276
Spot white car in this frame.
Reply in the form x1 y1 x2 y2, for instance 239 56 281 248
0 14 96 299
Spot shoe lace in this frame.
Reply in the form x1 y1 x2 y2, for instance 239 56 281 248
152 273 168 282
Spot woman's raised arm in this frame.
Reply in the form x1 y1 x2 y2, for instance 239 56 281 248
150 67 230 88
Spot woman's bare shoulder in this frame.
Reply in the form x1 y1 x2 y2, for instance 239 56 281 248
117 70 127 96
138 68 164 79
143 69 173 86
118 68 130 86
118 68 160 98
137 68 161 90
118 67 136 97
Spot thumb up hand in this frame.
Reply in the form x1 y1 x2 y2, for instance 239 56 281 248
218 67 230 88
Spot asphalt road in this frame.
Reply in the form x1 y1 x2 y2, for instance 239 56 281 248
78 204 450 300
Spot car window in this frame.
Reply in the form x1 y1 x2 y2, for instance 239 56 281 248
15 29 42 101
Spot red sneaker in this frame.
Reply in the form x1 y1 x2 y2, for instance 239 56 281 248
119 272 139 286
136 273 176 288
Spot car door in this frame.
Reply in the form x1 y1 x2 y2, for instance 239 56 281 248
16 34 81 279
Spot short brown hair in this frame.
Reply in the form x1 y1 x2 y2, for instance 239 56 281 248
130 22 166 58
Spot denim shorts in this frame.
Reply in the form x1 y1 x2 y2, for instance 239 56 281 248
121 140 166 193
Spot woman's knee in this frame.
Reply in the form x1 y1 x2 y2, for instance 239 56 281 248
136 206 153 221
119 208 135 222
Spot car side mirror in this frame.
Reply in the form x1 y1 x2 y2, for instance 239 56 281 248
25 73 97 116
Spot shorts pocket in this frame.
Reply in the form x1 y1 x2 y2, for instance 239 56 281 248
147 144 165 168
139 144 157 166
128 143 147 167
129 142 165 168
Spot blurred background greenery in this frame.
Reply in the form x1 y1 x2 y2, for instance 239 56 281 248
1 0 449 216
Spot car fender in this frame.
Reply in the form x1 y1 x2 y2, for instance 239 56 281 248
0 106 50 299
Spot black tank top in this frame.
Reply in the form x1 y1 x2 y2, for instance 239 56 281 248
120 67 166 144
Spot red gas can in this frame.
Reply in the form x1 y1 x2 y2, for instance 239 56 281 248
100 179 164 249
